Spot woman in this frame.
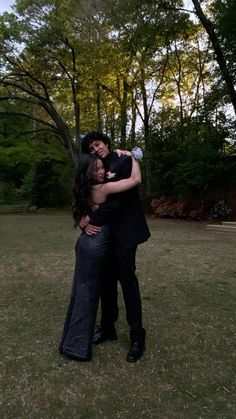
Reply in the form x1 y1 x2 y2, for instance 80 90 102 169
59 152 141 361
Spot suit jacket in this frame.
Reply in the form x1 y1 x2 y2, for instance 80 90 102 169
89 151 151 248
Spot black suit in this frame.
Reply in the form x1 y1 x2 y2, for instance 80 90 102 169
89 151 150 345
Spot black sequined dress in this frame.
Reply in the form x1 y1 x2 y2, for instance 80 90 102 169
59 225 111 359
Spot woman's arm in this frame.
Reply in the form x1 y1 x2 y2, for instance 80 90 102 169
104 156 141 196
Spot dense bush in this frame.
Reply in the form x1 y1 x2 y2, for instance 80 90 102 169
20 158 74 208
145 117 236 219
151 196 204 220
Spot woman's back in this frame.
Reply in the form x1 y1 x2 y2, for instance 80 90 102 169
89 184 107 209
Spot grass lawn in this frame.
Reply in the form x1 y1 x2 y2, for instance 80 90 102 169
0 212 236 418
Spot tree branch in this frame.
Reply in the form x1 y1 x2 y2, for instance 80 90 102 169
6 55 50 100
149 52 169 116
191 0 236 117
1 79 47 102
15 128 56 138
0 111 59 131
0 96 39 106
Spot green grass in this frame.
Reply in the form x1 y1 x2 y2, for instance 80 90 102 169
0 213 236 418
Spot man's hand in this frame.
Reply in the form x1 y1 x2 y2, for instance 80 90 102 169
114 149 132 157
84 223 102 235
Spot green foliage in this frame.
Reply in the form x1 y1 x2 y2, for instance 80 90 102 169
1 0 236 207
208 198 232 221
0 142 33 185
212 0 236 76
0 105 74 206
0 110 34 202
144 117 236 202
22 158 74 208
19 141 75 207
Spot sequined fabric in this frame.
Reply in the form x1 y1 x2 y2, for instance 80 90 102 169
59 225 111 359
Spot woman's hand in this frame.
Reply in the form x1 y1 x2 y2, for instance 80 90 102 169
84 224 102 235
79 216 101 235
79 215 90 229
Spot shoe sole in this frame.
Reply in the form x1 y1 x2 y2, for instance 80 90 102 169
93 336 117 345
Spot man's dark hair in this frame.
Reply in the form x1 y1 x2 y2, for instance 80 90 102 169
81 131 111 154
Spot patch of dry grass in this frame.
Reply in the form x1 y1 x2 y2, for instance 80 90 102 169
0 213 236 418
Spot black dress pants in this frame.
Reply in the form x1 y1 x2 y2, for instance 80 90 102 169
100 241 146 346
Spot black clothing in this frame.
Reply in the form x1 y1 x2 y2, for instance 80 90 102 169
89 152 150 248
59 225 111 359
89 152 150 344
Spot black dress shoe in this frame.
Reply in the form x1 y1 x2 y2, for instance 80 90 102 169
93 327 117 345
126 342 144 362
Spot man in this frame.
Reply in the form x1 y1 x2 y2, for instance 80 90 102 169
80 131 150 362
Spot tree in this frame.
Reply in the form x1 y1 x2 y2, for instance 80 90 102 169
191 0 236 117
0 0 106 167
146 114 236 201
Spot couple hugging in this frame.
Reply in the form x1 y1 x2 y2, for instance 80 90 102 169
59 131 151 363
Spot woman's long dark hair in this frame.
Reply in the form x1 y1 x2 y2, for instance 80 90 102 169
72 154 99 225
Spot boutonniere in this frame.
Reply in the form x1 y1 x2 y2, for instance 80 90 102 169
106 171 116 179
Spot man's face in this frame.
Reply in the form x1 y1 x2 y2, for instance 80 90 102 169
88 140 109 159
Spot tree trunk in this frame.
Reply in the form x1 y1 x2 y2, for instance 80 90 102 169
174 42 184 124
120 79 128 148
140 68 150 139
192 0 236 117
42 100 79 168
72 81 81 158
130 92 136 147
140 68 152 195
96 82 102 131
